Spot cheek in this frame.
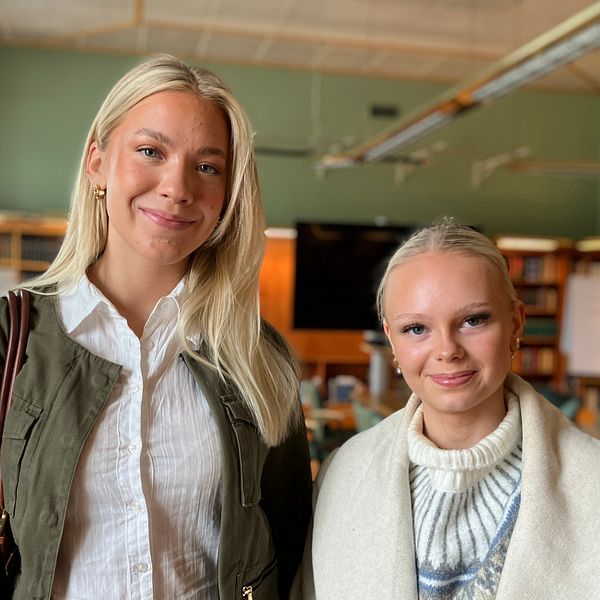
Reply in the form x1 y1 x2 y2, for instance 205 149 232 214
107 153 151 192
392 339 426 371
471 329 511 367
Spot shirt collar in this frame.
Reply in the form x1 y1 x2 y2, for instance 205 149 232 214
59 275 107 334
59 275 188 336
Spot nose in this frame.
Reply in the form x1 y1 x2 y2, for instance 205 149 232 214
433 330 464 362
156 159 194 204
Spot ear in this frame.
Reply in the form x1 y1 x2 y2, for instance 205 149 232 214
86 141 106 188
512 299 526 339
383 319 392 343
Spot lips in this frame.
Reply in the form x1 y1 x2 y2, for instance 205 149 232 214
141 208 195 230
429 371 476 387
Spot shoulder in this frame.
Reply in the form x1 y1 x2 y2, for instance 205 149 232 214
0 289 56 338
317 406 411 487
508 373 600 458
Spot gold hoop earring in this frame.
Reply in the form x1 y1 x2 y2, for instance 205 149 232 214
93 185 106 201
511 337 521 360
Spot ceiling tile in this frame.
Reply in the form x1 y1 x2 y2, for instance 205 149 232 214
1 0 131 36
201 32 263 62
81 27 139 52
259 38 323 67
145 26 202 55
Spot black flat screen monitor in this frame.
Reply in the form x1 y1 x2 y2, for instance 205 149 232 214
293 222 416 331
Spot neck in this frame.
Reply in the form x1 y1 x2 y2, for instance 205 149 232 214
89 251 186 338
421 391 507 450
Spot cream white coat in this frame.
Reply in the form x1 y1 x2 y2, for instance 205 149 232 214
297 374 600 600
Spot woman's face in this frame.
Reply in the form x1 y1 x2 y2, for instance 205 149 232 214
383 251 524 427
87 90 229 274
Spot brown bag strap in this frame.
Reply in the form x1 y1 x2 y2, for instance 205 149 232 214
0 290 31 511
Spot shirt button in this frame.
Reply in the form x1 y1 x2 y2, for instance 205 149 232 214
128 501 143 512
130 384 140 394
127 443 139 454
133 562 149 573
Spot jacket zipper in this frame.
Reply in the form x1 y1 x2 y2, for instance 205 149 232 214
242 585 253 599
241 557 277 599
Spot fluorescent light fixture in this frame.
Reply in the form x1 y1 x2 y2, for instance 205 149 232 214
472 21 600 103
319 3 600 167
363 111 453 162
575 237 600 252
495 236 572 252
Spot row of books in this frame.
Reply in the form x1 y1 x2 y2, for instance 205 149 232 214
0 233 11 261
513 347 555 375
506 254 558 283
21 235 64 262
523 317 557 338
519 287 558 312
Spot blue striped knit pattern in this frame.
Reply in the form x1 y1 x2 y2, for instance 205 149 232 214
410 445 522 599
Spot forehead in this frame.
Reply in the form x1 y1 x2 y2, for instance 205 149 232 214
384 251 507 316
119 90 227 133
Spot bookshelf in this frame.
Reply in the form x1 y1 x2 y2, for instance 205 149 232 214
0 214 67 283
495 235 573 388
568 236 600 433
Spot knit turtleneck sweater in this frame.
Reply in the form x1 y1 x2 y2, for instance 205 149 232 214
408 392 522 599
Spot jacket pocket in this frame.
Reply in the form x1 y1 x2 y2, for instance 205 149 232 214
1 398 43 516
222 394 268 508
237 556 278 599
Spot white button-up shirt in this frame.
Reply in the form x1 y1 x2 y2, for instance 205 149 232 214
51 277 221 599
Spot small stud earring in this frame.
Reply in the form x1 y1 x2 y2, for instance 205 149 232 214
511 337 521 360
93 185 106 201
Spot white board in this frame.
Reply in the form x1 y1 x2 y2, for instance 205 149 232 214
561 273 600 376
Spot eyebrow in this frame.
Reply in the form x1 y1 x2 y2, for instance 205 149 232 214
391 302 492 322
134 128 227 160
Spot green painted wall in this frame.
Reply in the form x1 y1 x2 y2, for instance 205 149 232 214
0 46 598 237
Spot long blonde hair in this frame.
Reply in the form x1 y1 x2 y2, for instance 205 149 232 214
29 54 300 447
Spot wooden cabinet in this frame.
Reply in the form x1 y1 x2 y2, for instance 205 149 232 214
0 214 66 284
495 236 573 388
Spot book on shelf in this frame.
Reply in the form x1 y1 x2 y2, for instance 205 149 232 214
523 317 557 338
506 254 558 283
518 287 558 312
513 347 555 375
21 235 64 263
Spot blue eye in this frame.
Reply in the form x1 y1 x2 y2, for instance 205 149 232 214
198 163 219 175
138 147 160 158
464 313 490 327
402 323 426 336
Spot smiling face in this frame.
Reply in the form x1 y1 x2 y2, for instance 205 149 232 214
383 251 524 440
86 90 229 278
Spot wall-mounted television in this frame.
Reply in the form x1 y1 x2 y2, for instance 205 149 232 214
293 222 416 331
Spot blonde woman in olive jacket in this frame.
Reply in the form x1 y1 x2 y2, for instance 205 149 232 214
1 54 311 600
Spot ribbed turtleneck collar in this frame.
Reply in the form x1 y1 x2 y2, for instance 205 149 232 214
407 391 521 492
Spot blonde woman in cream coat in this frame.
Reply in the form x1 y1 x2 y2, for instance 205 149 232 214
296 221 600 600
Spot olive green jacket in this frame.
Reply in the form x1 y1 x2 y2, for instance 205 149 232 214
0 293 312 600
